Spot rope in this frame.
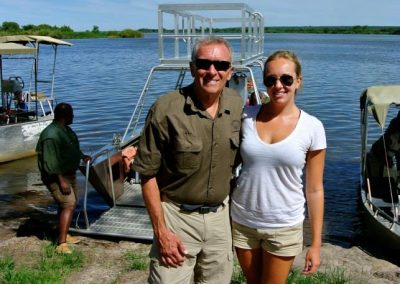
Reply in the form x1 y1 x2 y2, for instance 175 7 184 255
381 128 398 219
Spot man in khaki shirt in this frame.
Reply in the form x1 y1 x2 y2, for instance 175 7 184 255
133 37 242 283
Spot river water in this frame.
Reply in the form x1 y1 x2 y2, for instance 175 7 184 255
1 33 399 249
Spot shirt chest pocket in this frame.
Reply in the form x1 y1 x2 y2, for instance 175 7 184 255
174 137 202 169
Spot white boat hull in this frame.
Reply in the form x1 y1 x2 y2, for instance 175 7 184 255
0 116 52 163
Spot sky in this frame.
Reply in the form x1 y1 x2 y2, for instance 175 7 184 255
1 0 399 31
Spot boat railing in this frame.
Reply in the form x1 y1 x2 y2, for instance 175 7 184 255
121 3 266 142
364 197 400 227
157 3 264 66
80 146 120 229
122 63 264 142
122 66 159 142
82 159 91 229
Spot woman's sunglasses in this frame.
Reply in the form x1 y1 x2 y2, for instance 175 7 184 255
195 58 231 71
264 74 295 87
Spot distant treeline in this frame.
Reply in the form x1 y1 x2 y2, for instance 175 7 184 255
0 22 143 39
1 22 399 39
140 25 400 35
265 26 400 35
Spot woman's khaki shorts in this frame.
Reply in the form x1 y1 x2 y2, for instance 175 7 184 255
232 221 303 257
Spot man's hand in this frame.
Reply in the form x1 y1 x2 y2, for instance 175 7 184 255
141 176 187 267
82 155 92 163
158 229 187 267
58 175 71 195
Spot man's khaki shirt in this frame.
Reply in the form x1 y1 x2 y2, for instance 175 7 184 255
133 84 242 205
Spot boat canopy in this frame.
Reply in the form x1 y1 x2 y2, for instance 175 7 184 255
360 85 400 127
0 42 36 55
0 35 72 46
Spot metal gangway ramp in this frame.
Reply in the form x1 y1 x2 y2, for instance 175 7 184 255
70 174 153 241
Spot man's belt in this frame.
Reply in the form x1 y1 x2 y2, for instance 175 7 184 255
180 203 222 214
161 194 224 214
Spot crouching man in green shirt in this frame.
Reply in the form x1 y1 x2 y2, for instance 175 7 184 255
36 102 91 254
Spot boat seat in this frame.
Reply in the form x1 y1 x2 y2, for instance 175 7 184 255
370 196 399 208
25 92 54 117
27 92 47 101
368 177 399 203
1 79 23 109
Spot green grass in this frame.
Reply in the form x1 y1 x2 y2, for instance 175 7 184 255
121 252 359 283
231 260 247 283
231 266 360 284
0 244 360 284
0 243 85 284
287 268 352 284
124 251 149 271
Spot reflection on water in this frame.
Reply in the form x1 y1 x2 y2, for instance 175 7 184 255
0 157 42 194
0 156 109 223
1 34 400 249
0 156 53 218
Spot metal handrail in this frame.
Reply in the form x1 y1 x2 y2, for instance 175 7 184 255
107 150 116 206
83 159 91 229
365 198 400 226
80 147 113 229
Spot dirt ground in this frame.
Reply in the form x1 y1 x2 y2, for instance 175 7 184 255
0 208 399 283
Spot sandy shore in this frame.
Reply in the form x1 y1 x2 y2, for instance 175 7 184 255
0 207 399 284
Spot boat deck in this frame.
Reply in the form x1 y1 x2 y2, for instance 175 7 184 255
70 182 153 241
116 183 145 206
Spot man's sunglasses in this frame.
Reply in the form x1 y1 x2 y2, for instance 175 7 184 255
195 58 231 71
264 74 295 88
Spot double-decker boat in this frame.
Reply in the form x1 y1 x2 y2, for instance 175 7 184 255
0 35 71 163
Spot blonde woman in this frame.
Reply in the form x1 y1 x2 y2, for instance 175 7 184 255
231 50 326 283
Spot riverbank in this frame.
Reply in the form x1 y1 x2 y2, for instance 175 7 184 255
0 174 399 283
0 207 399 284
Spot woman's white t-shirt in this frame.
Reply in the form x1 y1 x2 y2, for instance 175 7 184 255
231 105 326 228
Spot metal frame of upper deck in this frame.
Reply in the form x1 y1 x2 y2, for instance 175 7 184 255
158 3 264 66
122 4 266 141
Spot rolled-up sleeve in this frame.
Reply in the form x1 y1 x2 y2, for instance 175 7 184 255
132 108 162 176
